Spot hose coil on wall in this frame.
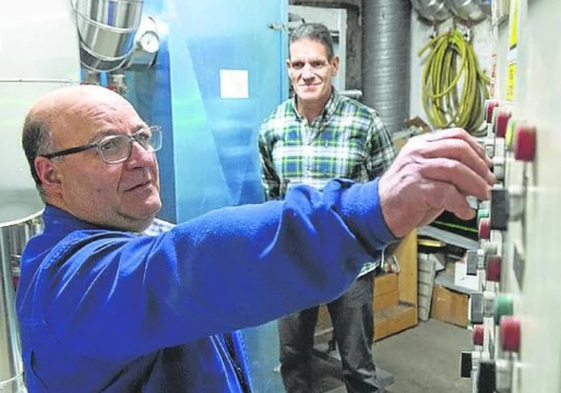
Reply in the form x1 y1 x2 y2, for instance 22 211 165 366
419 28 490 135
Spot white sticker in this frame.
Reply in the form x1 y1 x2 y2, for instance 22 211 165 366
219 69 249 99
454 261 479 291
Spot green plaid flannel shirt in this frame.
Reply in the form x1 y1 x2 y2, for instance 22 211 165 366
259 90 397 276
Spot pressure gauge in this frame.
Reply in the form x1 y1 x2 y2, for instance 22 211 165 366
139 31 160 54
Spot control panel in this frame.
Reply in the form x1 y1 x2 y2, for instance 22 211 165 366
459 1 561 392
461 98 531 393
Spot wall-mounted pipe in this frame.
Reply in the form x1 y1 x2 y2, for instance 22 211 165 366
362 0 412 134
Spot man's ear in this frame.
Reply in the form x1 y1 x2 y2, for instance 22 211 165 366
34 157 62 192
331 55 340 76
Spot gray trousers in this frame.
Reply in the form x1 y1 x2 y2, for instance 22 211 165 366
278 272 378 393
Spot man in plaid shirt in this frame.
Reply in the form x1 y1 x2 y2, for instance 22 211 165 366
259 23 397 393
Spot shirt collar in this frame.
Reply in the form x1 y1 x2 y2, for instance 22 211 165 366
37 205 149 257
43 204 100 231
42 204 152 235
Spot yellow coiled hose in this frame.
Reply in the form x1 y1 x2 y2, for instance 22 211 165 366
419 29 490 136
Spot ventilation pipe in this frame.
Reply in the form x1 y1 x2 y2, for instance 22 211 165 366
75 0 144 72
362 0 412 134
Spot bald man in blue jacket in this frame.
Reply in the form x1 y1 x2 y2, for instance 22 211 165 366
17 85 494 392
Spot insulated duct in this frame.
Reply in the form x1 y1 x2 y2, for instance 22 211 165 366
75 0 144 72
362 0 412 134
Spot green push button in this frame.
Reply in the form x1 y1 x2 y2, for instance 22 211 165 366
477 209 490 225
494 294 514 325
505 119 520 151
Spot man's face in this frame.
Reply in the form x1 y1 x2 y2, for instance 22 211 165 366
287 38 339 104
46 92 161 232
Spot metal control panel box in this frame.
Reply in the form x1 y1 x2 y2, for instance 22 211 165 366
464 1 561 392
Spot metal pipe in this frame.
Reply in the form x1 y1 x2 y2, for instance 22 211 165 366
362 0 412 134
0 229 23 392
339 89 363 101
75 0 144 72
410 0 452 22
0 212 42 393
0 79 76 83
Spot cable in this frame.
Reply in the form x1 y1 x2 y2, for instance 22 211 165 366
419 28 490 136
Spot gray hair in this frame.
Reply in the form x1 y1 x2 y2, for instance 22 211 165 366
22 113 56 201
289 23 335 61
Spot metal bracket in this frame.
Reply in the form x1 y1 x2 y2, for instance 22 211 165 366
268 21 287 31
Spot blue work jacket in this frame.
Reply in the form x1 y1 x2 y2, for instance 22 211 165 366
16 179 394 392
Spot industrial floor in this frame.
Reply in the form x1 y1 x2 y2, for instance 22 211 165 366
311 319 472 393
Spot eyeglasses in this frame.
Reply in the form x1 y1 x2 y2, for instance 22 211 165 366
41 126 163 164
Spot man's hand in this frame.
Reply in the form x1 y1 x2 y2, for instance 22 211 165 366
379 128 495 238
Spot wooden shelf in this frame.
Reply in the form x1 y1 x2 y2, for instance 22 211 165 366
374 303 417 341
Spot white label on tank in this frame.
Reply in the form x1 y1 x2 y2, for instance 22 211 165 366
220 69 249 99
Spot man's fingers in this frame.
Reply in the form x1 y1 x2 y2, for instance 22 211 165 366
418 157 492 201
414 128 492 167
418 138 495 185
421 181 477 221
379 128 493 238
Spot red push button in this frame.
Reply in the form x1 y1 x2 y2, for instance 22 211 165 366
486 255 502 282
500 316 521 352
486 101 500 124
494 110 512 138
472 324 484 346
479 218 491 240
514 124 536 162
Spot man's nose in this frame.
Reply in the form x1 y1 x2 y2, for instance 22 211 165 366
127 140 154 166
301 66 315 80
